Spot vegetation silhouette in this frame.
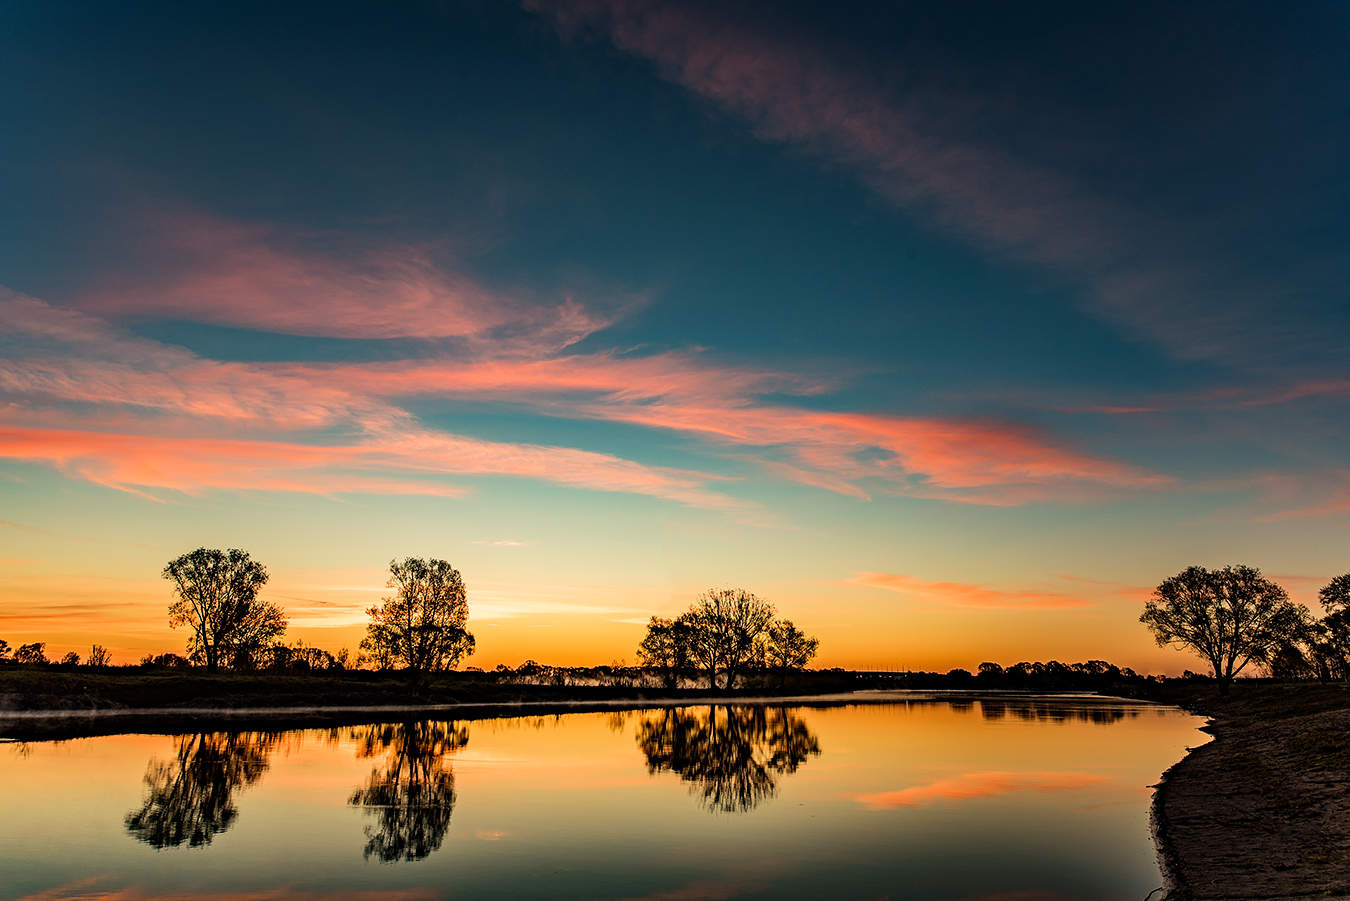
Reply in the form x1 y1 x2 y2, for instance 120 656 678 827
124 731 280 848
638 589 819 689
347 720 469 862
636 705 820 813
359 558 475 686
164 548 287 671
1141 564 1304 692
15 642 46 664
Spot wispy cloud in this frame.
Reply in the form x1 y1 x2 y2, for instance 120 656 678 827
528 0 1339 370
848 572 1092 610
75 209 622 352
1 282 1163 509
0 290 749 510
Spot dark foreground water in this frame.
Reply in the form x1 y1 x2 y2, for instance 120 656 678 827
0 694 1203 901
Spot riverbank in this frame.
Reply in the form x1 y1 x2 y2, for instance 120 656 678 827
1150 683 1350 900
0 666 1157 740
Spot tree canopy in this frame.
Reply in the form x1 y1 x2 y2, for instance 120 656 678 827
1319 574 1350 614
360 557 476 680
1140 564 1303 688
163 548 286 671
637 589 818 689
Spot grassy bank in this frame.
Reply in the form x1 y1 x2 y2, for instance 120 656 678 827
1147 682 1350 900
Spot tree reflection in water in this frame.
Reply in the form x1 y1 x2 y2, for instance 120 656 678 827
347 720 469 862
125 731 280 848
637 705 820 813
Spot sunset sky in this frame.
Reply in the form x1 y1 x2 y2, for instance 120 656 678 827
2 1 1347 672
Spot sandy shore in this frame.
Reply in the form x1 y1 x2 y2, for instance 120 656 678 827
1152 686 1350 900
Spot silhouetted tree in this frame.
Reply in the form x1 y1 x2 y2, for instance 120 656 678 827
15 642 46 664
86 644 111 668
0 638 10 661
141 652 192 669
360 558 475 684
59 651 80 666
764 619 819 681
1320 574 1350 613
637 616 695 688
637 705 820 812
125 732 279 848
1141 564 1304 691
348 721 468 862
687 589 777 689
976 662 1004 680
163 548 286 671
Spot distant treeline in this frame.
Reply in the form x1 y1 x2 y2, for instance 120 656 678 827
8 552 1350 693
0 548 822 691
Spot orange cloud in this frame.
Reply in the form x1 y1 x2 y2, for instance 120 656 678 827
854 771 1105 809
2 287 1164 509
848 572 1092 610
0 422 741 509
75 209 616 350
283 362 1166 504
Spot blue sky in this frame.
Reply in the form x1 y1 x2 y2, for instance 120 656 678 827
1 0 1347 669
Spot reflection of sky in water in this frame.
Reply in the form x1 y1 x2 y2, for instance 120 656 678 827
0 697 1202 901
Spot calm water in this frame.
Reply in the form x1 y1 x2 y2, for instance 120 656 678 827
0 694 1202 901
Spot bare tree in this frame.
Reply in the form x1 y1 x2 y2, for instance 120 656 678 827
1320 574 1350 613
16 642 47 664
87 645 112 668
764 619 819 681
687 589 777 689
163 548 286 671
59 651 80 666
1141 564 1304 691
637 616 694 689
360 558 475 684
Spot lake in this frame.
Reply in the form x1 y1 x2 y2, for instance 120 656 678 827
0 694 1203 900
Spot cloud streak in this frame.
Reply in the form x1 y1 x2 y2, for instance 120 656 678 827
849 572 1093 610
0 291 747 510
1 284 1163 509
75 210 618 351
527 0 1339 370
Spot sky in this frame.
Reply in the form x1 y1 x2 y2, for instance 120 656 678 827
1 0 1348 672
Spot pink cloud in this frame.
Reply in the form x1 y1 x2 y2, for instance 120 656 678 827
848 572 1092 610
0 292 749 509
1 288 1165 508
854 771 1105 809
0 422 743 510
528 1 1325 367
272 357 1167 503
75 209 619 349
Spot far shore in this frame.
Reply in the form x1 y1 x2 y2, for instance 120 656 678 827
0 665 1163 740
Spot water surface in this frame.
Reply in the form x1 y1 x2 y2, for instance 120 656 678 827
0 694 1203 900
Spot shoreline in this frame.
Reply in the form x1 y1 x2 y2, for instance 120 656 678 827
0 686 1157 740
1147 683 1350 900
1150 720 1215 901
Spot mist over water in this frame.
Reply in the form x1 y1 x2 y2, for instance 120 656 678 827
0 696 1202 900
